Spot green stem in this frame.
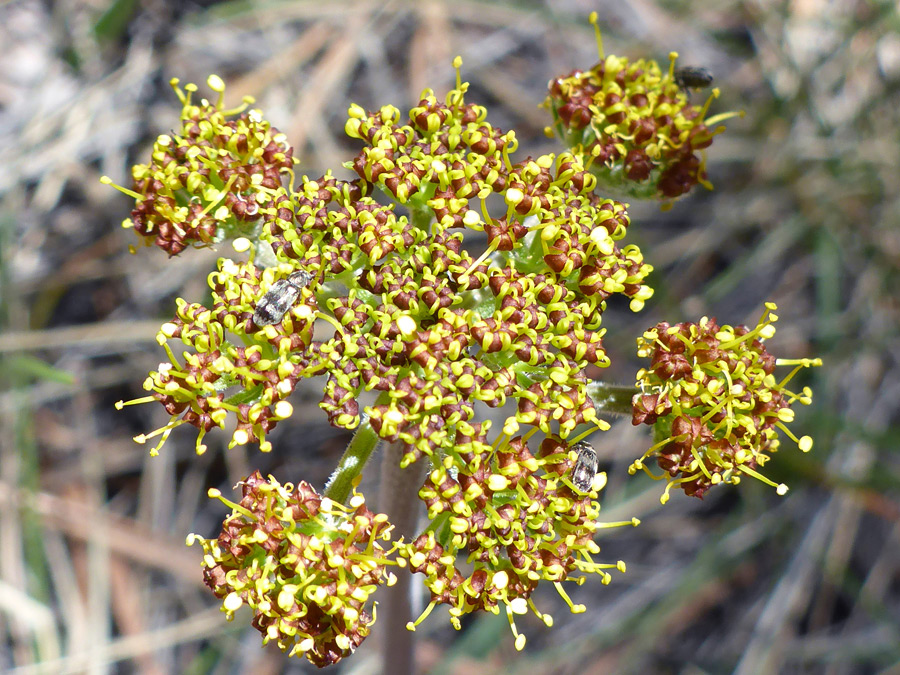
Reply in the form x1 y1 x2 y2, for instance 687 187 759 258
587 381 639 417
409 202 433 231
324 407 385 504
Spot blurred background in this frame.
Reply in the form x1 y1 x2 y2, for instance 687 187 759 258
1 0 898 673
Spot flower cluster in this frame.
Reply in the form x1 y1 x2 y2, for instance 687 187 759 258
107 25 820 665
118 260 318 454
544 14 738 202
108 76 295 256
188 471 400 667
630 302 820 501
120 63 654 466
402 432 632 648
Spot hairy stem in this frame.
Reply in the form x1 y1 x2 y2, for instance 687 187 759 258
378 442 426 675
324 410 384 504
587 381 639 417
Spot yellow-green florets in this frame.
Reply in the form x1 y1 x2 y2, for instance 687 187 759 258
119 73 654 466
113 76 295 256
188 472 399 667
545 23 739 202
400 433 632 650
630 303 821 502
126 259 317 455
104 54 797 663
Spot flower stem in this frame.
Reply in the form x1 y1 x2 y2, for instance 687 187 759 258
378 441 426 675
324 405 386 504
409 203 434 231
587 381 639 417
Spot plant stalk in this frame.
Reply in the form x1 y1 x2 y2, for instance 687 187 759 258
378 441 426 675
324 409 384 504
587 381 639 417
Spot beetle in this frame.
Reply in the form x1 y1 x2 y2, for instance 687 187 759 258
674 66 714 90
252 269 315 326
570 440 599 493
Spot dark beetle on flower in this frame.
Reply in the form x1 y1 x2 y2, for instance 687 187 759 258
253 269 314 326
674 66 714 90
570 440 599 493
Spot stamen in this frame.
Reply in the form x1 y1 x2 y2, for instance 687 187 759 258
99 176 142 200
704 109 744 128
115 396 157 409
553 581 586 613
737 464 782 491
407 600 439 632
596 517 641 530
589 12 604 61
505 601 528 651
696 87 721 122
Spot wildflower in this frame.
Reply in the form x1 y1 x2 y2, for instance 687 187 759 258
544 13 741 202
187 472 401 667
116 260 320 455
104 39 821 665
402 433 635 650
630 303 821 502
103 76 295 255
117 63 653 464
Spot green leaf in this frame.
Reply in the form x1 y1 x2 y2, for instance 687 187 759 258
6 355 75 385
93 0 139 42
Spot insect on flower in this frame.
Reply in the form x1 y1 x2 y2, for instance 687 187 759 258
253 269 315 326
570 440 599 493
674 66 714 90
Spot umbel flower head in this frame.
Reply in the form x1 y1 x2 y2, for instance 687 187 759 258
187 472 401 667
107 66 650 658
116 63 654 464
402 431 634 650
630 303 821 502
544 13 741 202
116 259 318 455
102 75 295 256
